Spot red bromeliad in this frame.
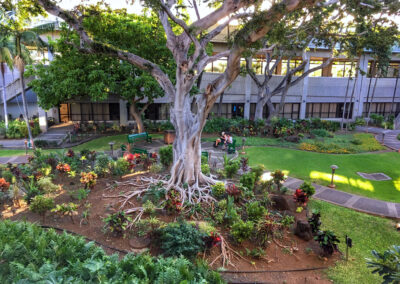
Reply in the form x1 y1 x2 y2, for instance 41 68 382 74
293 188 308 205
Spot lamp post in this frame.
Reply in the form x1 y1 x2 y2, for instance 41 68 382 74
24 139 28 155
328 165 339 188
109 142 115 157
241 137 246 155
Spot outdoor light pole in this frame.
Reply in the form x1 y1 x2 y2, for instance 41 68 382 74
109 142 115 157
328 165 339 188
24 139 28 155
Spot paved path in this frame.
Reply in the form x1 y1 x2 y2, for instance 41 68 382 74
34 122 74 146
356 126 400 151
0 155 29 164
283 176 400 219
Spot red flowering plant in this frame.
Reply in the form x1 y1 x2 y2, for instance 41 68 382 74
204 231 222 249
165 189 182 213
293 189 308 206
66 149 75 157
56 163 71 173
0 178 10 192
226 183 241 201
123 153 141 169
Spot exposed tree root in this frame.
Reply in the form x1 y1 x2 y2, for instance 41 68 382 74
210 236 252 268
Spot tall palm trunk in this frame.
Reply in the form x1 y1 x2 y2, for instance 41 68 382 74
341 61 354 130
19 70 34 148
1 63 8 129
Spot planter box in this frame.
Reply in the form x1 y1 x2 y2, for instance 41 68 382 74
164 130 175 144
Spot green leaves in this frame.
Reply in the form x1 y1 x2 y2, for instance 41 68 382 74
0 220 225 283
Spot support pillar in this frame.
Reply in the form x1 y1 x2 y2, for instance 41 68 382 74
300 52 310 119
38 107 48 133
119 99 128 126
353 55 368 119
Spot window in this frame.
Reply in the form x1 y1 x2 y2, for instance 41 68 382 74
262 103 300 119
331 60 356 77
281 59 303 76
306 103 352 118
309 60 323 77
204 57 228 73
367 61 400 78
143 103 170 120
59 103 120 122
363 103 400 117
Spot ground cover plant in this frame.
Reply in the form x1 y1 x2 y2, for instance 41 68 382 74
247 147 400 202
0 220 223 283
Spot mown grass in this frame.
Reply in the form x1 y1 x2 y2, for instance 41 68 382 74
202 136 298 148
246 147 400 202
0 133 164 157
310 200 399 284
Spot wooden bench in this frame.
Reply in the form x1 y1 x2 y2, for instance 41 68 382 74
227 138 236 154
127 132 152 144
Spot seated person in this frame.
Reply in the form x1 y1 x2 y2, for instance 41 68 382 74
225 134 233 148
214 132 226 148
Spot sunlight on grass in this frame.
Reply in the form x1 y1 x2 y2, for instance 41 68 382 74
310 171 374 192
394 178 400 191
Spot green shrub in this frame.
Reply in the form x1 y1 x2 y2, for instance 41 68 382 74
246 201 267 221
280 215 295 227
149 163 163 173
311 128 334 138
103 211 132 237
51 202 78 223
0 221 224 283
240 172 256 191
211 182 226 198
367 245 400 284
299 181 316 197
158 221 206 259
231 220 254 243
37 177 58 193
224 160 240 178
112 158 130 176
94 154 112 176
201 163 210 175
250 164 265 182
159 145 173 167
29 195 55 222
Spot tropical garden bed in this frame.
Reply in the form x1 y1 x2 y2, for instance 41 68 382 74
0 147 343 283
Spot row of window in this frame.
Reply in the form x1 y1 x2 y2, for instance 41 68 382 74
58 102 400 123
204 57 400 78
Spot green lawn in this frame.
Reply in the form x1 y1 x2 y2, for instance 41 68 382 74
310 200 399 284
0 133 164 157
246 147 400 202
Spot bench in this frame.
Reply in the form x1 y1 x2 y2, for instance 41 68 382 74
127 132 152 144
201 151 209 162
227 138 236 154
132 147 148 156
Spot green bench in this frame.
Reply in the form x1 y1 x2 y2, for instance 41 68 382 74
227 138 236 154
132 147 148 155
127 132 152 144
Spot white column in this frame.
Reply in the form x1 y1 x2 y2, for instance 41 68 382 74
244 65 252 119
353 55 368 118
299 52 310 119
38 106 48 132
119 99 128 126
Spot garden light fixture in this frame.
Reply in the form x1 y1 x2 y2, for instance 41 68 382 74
109 142 115 156
328 165 339 188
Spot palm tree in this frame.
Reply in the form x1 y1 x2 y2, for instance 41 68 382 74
12 29 47 148
0 37 14 129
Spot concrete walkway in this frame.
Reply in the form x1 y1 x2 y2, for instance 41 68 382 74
356 126 400 151
283 176 400 219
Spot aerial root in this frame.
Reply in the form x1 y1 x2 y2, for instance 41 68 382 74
210 236 252 268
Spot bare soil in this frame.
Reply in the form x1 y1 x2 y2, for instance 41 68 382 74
1 173 338 284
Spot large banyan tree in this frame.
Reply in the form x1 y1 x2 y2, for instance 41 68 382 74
34 0 399 203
